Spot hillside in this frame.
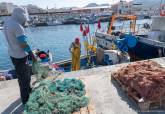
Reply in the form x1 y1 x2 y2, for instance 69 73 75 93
85 3 110 7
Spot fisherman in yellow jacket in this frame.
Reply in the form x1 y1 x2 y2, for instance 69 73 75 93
69 38 81 71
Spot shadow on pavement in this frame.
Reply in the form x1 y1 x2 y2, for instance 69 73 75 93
1 98 24 114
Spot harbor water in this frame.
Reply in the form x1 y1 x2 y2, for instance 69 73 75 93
0 23 108 70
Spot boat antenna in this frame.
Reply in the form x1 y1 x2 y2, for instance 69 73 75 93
160 0 163 11
160 0 163 6
119 0 125 14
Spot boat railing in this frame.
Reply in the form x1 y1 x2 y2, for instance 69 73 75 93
95 32 116 40
105 23 150 35
138 36 165 47
55 55 87 65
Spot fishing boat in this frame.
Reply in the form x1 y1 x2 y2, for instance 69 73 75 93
0 26 3 30
95 14 138 61
95 3 165 61
129 16 165 59
127 3 165 59
0 54 96 81
33 22 48 27
62 17 80 24
0 69 16 81
51 55 97 72
47 20 62 26
62 17 88 24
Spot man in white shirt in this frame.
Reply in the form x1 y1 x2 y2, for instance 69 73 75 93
3 7 36 105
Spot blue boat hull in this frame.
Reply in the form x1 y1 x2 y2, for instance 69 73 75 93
56 55 97 72
0 55 96 80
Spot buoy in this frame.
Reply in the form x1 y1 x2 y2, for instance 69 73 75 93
40 54 47 59
114 34 137 52
125 34 137 48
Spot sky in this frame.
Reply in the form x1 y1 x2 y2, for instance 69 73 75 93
0 0 132 9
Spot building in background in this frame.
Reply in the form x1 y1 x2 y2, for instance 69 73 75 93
71 6 111 14
24 4 46 14
132 0 161 16
111 1 132 14
0 2 17 14
111 0 161 16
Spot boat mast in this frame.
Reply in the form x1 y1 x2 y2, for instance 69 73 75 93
160 0 163 12
160 0 165 16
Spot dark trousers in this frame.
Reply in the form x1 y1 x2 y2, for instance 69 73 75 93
10 56 31 104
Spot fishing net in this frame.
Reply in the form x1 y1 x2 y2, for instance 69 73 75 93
24 78 89 114
32 62 50 81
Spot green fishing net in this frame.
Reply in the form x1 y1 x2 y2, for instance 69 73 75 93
32 62 50 81
24 78 89 114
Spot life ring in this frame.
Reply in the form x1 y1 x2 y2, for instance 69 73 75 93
160 4 165 16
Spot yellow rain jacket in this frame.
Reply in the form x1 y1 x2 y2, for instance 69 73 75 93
69 42 81 71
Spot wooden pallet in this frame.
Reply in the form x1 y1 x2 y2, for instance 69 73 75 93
72 99 96 114
111 74 165 111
